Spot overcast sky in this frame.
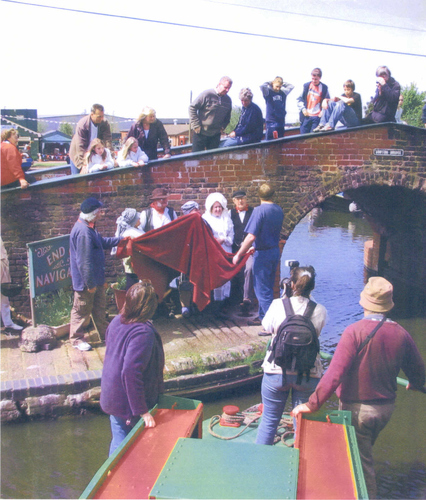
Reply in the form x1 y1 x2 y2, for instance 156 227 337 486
1 0 425 126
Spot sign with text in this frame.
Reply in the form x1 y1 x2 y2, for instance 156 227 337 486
373 149 404 157
27 235 71 298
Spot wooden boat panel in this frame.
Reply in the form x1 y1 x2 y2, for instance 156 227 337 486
93 408 202 499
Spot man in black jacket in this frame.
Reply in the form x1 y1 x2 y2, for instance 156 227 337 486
363 66 400 124
230 191 254 312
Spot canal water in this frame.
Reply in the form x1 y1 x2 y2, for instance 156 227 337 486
1 209 425 499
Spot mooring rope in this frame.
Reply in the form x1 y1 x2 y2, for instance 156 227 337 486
208 404 294 445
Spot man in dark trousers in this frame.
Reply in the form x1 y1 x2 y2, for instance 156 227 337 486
292 277 425 499
69 197 122 351
230 191 254 313
189 76 233 152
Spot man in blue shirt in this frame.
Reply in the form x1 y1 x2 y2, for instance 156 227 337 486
232 184 284 324
69 197 122 351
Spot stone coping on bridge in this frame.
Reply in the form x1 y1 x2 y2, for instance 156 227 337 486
3 122 422 194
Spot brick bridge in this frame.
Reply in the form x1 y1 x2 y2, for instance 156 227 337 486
2 123 425 316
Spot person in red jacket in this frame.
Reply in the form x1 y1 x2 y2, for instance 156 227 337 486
1 129 29 189
292 277 425 499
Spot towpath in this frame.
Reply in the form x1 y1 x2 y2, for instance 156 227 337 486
0 307 268 419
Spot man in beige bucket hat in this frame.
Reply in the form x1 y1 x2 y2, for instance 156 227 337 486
292 276 425 499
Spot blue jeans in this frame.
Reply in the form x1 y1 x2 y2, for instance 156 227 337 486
253 247 279 319
266 123 284 140
300 116 320 134
109 415 139 456
69 159 80 175
256 373 320 445
220 137 239 148
320 101 360 129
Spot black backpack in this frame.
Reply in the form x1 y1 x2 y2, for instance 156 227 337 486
267 298 319 385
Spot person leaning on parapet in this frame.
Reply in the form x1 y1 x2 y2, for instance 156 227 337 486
363 66 400 125
292 277 425 499
126 107 171 161
69 104 112 175
232 184 284 325
229 191 254 314
313 79 362 132
260 76 294 140
296 68 330 134
1 129 32 189
139 188 178 232
69 197 123 351
189 76 233 152
221 88 264 147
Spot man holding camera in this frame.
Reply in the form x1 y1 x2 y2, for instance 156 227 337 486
363 66 400 124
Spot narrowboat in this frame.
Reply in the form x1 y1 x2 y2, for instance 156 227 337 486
80 394 367 499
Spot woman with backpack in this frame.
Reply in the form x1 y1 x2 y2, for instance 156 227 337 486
255 265 328 445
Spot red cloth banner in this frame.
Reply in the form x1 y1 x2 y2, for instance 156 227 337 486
116 212 251 310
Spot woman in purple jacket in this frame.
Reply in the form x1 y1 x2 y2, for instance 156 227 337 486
100 280 165 456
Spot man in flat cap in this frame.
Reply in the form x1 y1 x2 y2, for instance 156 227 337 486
230 191 254 313
69 197 122 351
140 188 178 232
292 277 425 499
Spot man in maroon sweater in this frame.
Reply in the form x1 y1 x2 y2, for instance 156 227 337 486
292 277 425 499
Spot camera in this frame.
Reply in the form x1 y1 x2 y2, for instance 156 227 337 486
280 260 299 298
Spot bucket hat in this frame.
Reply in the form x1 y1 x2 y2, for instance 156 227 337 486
359 276 394 313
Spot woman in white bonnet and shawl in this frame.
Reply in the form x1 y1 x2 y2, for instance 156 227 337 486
112 208 144 290
202 193 234 314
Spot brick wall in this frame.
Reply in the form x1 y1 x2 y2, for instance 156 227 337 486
2 123 425 315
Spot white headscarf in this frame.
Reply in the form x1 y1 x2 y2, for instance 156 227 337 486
202 193 234 252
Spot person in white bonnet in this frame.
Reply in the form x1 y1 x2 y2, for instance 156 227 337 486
202 192 234 317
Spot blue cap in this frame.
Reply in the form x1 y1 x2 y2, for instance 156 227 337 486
80 197 103 214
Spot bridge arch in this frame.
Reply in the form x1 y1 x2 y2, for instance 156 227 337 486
283 170 426 238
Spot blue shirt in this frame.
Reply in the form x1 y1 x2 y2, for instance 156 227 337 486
244 203 284 250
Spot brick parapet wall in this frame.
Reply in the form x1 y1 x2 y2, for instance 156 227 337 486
2 123 425 314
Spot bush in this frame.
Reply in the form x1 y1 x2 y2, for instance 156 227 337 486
34 288 73 326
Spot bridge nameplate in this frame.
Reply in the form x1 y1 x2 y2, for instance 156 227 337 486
373 149 404 157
